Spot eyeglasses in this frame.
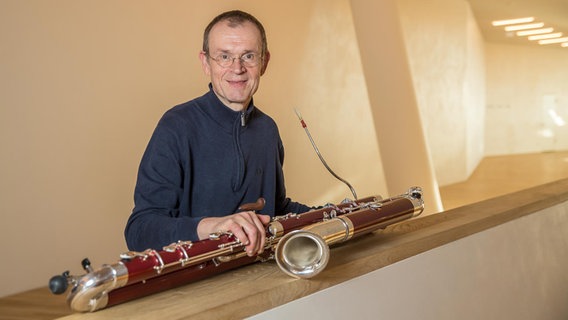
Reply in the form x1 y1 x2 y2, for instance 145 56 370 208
207 52 261 68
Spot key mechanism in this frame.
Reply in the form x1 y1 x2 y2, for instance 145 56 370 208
82 258 94 272
49 257 94 295
48 271 70 295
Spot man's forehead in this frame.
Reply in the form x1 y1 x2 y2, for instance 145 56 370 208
208 21 262 51
210 20 261 38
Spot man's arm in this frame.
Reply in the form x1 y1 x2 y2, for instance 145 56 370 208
124 115 200 251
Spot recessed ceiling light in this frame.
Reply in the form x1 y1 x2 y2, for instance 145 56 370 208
517 28 554 36
492 17 535 26
538 37 568 45
528 33 563 41
491 16 566 48
505 22 545 32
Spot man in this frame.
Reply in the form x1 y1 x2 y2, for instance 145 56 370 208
125 10 312 256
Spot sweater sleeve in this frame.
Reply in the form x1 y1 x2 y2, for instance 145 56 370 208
274 138 312 215
124 115 201 251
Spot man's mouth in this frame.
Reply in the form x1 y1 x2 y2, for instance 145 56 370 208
227 80 247 84
226 80 248 88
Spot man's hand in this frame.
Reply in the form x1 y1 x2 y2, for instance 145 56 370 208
197 212 271 256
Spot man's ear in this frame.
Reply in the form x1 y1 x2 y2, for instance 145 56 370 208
199 51 211 76
260 50 270 76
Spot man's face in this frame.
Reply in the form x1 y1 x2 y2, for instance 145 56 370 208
200 21 269 111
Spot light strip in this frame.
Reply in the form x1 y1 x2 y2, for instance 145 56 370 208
528 33 563 41
517 28 554 36
538 37 568 45
562 42 568 47
505 22 545 31
492 17 534 26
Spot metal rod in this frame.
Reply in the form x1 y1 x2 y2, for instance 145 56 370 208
294 108 358 200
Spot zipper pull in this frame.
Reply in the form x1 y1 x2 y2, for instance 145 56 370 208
241 111 246 127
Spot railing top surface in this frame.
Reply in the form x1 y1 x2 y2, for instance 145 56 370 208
57 178 568 320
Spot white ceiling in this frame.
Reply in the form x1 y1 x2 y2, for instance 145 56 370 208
466 0 568 48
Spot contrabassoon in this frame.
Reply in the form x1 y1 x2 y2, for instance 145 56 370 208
49 187 424 312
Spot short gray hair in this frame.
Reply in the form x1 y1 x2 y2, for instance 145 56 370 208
202 10 268 59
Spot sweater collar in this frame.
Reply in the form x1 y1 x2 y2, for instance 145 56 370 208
204 83 255 131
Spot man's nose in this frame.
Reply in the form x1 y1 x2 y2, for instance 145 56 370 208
231 58 246 72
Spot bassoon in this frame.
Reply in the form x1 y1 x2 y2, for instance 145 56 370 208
50 110 424 312
49 187 424 312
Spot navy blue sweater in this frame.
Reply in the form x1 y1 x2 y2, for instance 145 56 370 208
125 87 311 251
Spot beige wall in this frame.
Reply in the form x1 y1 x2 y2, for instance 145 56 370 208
398 0 486 186
350 0 443 209
256 0 388 205
0 0 490 297
485 43 568 155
